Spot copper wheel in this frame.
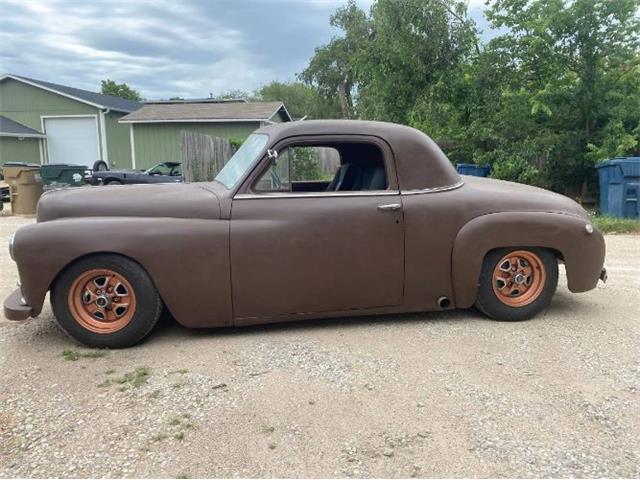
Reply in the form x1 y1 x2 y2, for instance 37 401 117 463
67 269 137 334
492 250 546 307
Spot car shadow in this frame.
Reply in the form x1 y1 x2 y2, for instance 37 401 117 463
148 306 489 345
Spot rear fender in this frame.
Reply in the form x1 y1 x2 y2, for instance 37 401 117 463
452 211 605 308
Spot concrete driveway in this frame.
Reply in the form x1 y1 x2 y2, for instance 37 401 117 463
1 214 638 478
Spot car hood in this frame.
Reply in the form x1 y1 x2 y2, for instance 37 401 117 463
459 176 590 220
37 183 220 222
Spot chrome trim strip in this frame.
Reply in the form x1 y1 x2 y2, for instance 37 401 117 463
400 180 465 195
234 190 399 200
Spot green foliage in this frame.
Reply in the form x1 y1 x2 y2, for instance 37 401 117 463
100 79 142 101
289 147 323 181
257 81 341 119
62 349 107 361
299 0 371 118
299 0 640 195
228 138 245 152
215 89 250 100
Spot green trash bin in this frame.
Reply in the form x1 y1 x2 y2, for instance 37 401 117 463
40 163 89 188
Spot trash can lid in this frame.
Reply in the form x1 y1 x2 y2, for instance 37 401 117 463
596 157 640 176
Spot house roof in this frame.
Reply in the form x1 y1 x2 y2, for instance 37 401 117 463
0 115 46 138
0 74 142 113
119 101 291 124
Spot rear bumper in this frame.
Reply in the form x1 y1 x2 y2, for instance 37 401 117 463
3 288 33 321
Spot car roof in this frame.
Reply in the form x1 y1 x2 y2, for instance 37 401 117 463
255 120 460 191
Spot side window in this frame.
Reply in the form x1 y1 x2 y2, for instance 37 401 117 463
253 142 388 193
254 151 291 192
290 146 340 182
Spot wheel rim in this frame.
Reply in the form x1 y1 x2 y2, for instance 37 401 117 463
492 250 546 307
67 269 136 334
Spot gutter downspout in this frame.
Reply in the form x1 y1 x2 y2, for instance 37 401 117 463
99 108 110 166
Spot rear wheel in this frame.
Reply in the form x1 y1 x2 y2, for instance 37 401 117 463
475 247 558 321
51 255 162 348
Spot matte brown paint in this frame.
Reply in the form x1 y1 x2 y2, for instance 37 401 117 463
4 120 605 327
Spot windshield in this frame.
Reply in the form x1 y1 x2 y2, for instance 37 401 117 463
215 133 269 189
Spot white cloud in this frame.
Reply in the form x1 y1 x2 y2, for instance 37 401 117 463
0 0 284 98
0 0 494 99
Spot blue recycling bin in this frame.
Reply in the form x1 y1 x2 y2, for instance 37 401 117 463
456 163 491 177
596 157 640 218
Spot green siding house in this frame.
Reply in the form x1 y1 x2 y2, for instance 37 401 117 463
0 74 140 168
119 99 292 170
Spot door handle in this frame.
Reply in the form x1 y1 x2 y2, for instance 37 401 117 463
377 203 401 211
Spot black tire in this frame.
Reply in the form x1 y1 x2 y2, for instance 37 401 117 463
104 178 124 185
51 254 162 348
475 247 558 322
93 160 109 172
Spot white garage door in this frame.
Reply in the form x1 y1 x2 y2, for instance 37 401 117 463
44 117 100 166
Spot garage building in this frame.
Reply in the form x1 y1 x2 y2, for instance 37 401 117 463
0 74 140 168
119 99 292 170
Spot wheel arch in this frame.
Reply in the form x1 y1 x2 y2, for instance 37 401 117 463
103 177 124 185
451 211 604 308
50 251 158 297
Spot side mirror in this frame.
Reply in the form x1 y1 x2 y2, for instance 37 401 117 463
267 149 278 161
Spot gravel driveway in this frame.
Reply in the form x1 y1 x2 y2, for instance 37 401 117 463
0 214 638 478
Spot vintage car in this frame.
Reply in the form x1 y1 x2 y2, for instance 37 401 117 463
4 120 606 348
86 162 182 186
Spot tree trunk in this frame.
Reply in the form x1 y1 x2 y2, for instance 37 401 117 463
338 78 352 119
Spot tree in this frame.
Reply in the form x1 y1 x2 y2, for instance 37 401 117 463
300 0 371 118
482 0 640 193
409 0 640 193
100 79 142 102
257 81 341 119
215 89 251 100
357 0 478 124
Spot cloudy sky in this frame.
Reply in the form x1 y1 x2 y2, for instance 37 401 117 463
0 0 492 100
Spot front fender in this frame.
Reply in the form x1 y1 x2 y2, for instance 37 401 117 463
12 216 231 327
452 212 605 308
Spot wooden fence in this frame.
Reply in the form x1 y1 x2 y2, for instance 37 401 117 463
181 131 235 182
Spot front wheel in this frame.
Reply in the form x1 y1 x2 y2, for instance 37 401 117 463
475 247 558 321
51 255 162 348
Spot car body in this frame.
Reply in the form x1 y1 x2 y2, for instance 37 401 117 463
4 120 606 347
86 162 182 186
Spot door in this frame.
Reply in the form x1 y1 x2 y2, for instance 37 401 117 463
229 138 404 321
230 195 404 320
44 117 100 166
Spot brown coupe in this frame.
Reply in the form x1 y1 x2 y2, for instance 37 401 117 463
4 120 606 348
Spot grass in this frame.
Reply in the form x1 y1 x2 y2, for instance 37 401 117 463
174 431 185 441
100 367 151 390
62 350 107 361
593 215 640 234
151 433 168 442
